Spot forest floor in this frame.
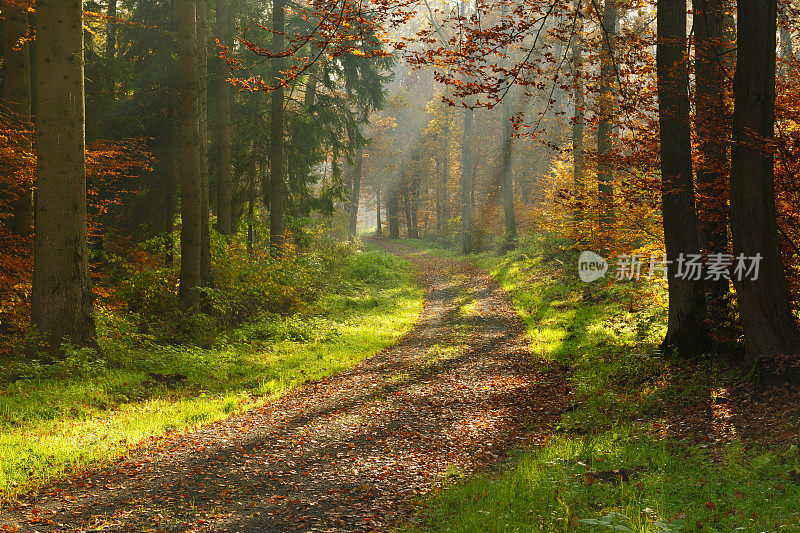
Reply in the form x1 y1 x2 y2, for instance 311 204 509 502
0 240 571 532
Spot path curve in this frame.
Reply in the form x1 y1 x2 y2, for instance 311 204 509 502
1 243 570 532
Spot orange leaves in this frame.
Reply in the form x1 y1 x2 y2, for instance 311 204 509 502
0 131 153 353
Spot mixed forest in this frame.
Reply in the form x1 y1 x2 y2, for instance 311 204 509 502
1 0 800 530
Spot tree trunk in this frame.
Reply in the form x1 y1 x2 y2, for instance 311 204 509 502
694 0 732 304
499 94 517 251
401 173 412 237
597 0 616 246
166 160 176 267
436 151 442 231
105 0 116 100
388 181 399 240
304 71 317 108
440 126 449 229
572 3 585 228
269 0 286 254
177 0 203 312
375 182 382 234
435 158 443 231
215 0 233 235
657 0 707 356
196 0 212 286
248 166 256 254
730 0 800 378
460 108 474 253
31 0 96 352
2 0 34 236
348 148 363 241
409 174 420 239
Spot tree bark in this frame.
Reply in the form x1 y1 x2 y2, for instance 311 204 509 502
248 165 257 254
177 0 203 311
268 0 286 254
348 148 363 241
657 0 707 355
215 0 233 235
440 122 449 228
409 173 420 239
31 0 96 352
401 172 412 237
499 94 517 251
166 160 176 267
694 0 732 303
196 0 212 286
105 0 116 100
730 0 800 376
597 0 616 246
2 0 34 236
572 3 585 228
388 180 399 240
375 182 382 234
460 108 474 253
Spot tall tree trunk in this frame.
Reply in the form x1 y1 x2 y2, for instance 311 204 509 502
269 0 286 254
166 160 176 267
458 0 474 254
375 182 382 234
409 174 420 238
401 173 412 237
388 181 399 240
304 71 317 108
105 0 116 100
730 0 800 378
657 0 707 355
248 165 257 254
470 151 477 208
177 0 202 311
572 2 585 228
32 0 96 352
460 108 474 253
196 0 212 285
694 0 732 304
499 94 517 251
440 121 449 227
348 148 363 241
436 153 444 231
597 0 617 246
2 0 34 236
215 0 233 235
28 11 37 116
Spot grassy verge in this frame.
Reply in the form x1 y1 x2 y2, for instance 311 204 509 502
0 244 422 501
400 237 800 532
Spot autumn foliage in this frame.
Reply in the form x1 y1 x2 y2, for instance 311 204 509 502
0 105 153 355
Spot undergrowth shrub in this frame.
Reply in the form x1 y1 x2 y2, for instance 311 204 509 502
101 230 383 348
346 250 396 283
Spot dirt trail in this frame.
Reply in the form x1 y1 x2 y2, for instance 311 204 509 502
1 242 570 532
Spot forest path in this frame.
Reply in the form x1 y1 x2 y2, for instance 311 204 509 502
1 241 570 533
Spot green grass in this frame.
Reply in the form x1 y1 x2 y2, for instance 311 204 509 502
403 432 800 532
0 245 423 500
400 236 800 532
